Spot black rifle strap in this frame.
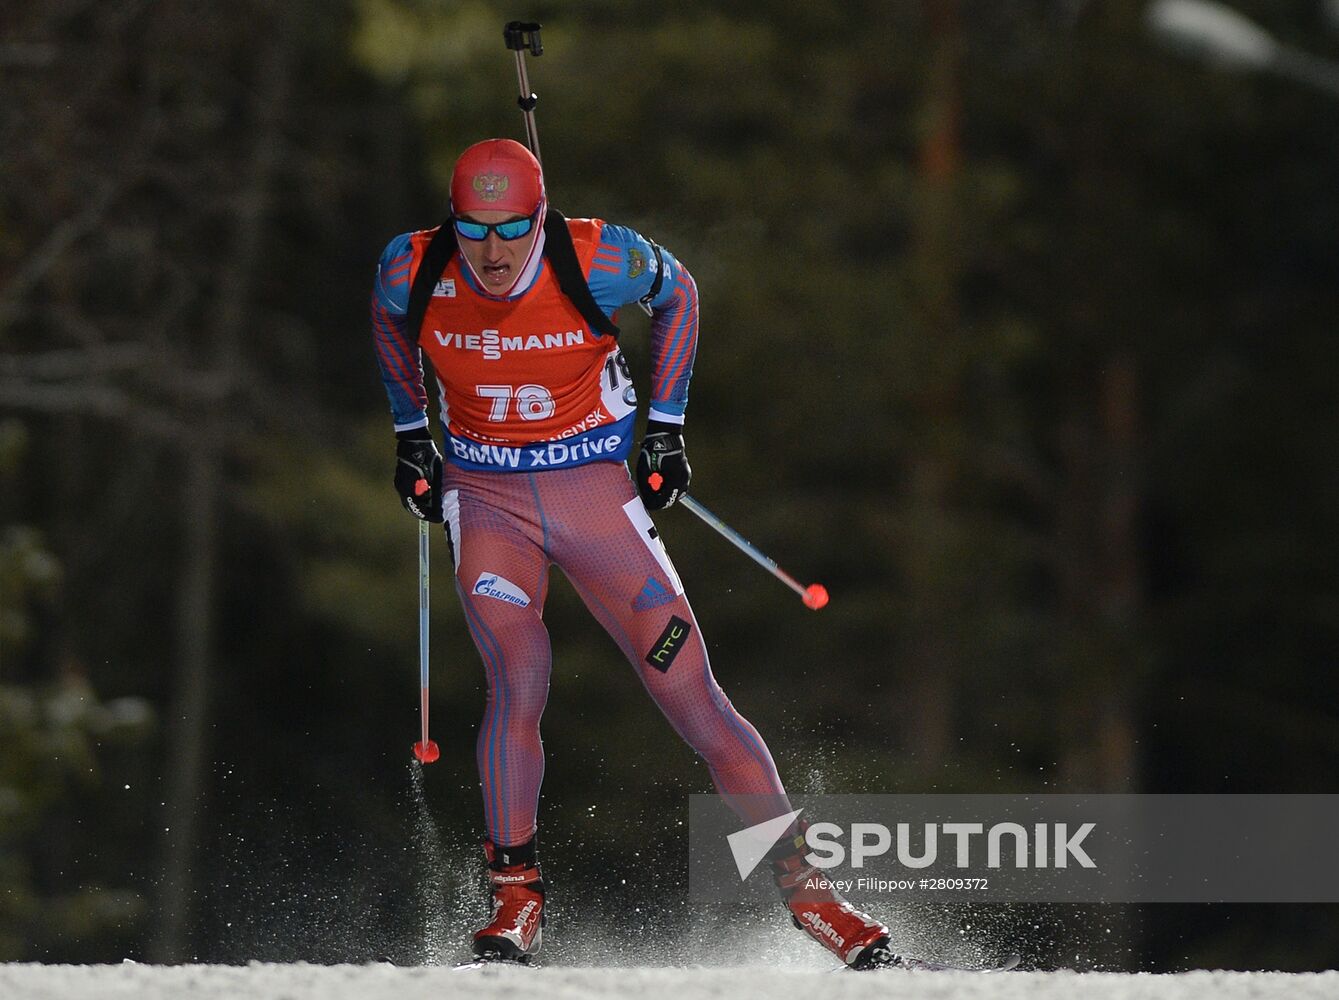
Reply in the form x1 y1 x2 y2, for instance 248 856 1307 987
637 240 666 316
405 221 459 350
403 210 620 344
542 208 620 338
647 242 666 301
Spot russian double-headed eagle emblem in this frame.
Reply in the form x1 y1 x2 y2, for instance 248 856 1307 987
473 173 510 202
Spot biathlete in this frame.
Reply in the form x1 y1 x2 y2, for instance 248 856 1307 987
371 138 896 967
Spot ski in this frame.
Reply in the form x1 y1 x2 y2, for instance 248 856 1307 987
851 948 1021 973
452 956 537 972
899 951 1021 973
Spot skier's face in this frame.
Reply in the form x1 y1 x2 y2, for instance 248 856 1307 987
456 209 540 293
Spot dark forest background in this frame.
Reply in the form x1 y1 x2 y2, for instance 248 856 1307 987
2 0 1338 971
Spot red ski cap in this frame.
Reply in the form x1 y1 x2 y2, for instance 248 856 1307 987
450 138 545 218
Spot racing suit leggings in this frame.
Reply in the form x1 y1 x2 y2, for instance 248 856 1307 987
443 459 792 847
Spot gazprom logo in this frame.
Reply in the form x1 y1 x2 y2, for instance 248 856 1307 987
472 572 531 608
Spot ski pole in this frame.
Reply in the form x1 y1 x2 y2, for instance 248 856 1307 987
412 492 440 764
503 21 544 165
660 484 829 611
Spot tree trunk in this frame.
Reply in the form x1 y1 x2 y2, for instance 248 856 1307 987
1095 354 1140 793
1054 355 1143 968
149 25 292 961
903 0 963 771
151 446 220 961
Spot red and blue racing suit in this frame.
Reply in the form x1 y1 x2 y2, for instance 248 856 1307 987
371 217 790 845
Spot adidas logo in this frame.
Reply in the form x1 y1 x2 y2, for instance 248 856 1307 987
632 575 676 612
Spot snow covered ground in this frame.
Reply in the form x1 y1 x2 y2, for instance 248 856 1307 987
14 777 1329 999
3 964 1337 1000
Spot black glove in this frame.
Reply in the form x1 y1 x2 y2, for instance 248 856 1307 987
636 419 691 510
394 428 444 522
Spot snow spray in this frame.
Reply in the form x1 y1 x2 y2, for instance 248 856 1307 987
408 759 453 963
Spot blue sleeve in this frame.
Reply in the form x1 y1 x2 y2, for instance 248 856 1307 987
586 224 698 424
370 233 429 432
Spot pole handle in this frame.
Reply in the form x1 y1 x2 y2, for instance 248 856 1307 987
503 21 544 163
504 21 543 56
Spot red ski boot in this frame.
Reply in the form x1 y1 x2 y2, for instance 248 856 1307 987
472 838 545 964
769 822 895 968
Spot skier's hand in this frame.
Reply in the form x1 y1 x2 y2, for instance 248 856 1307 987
636 419 691 510
394 429 444 522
